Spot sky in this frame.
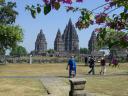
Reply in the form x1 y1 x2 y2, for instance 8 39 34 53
14 0 107 53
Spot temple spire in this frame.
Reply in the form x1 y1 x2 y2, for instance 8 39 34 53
54 29 64 52
88 31 97 53
56 29 61 37
68 18 72 26
62 19 79 53
35 29 47 53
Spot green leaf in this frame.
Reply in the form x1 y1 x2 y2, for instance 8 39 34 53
120 12 125 18
0 0 5 3
124 4 128 10
54 2 60 10
37 4 40 7
44 4 51 15
85 12 90 20
31 9 36 18
106 17 112 22
37 7 41 13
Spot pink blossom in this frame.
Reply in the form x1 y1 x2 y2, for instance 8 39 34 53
43 0 49 4
104 6 110 10
105 0 110 2
76 0 83 2
95 13 107 24
94 28 101 32
63 0 72 4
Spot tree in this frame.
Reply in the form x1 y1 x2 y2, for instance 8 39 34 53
0 48 5 55
97 28 128 49
0 1 18 24
80 48 89 54
0 1 23 55
10 45 27 56
97 28 128 56
47 49 55 54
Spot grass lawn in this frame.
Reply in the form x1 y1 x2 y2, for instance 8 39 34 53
0 63 127 96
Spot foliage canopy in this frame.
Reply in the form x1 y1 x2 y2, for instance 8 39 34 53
0 1 23 54
10 45 27 56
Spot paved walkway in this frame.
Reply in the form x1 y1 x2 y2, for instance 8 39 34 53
40 77 70 96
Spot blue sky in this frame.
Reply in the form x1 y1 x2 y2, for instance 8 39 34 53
14 0 106 52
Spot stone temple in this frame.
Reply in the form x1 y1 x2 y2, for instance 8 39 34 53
54 29 64 52
54 19 79 54
88 31 97 54
34 29 47 55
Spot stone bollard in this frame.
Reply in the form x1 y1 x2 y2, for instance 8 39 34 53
29 55 32 64
69 78 87 96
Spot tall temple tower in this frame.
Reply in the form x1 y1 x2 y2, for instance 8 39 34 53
54 29 64 52
35 29 47 53
88 31 97 53
62 19 79 53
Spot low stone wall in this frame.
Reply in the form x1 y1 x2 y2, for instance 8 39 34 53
1 55 128 64
5 56 68 64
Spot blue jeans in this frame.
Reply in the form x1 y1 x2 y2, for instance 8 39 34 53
69 67 76 77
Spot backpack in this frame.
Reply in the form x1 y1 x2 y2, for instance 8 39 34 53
89 58 94 68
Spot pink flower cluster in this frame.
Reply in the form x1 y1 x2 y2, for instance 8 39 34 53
63 0 72 4
95 13 107 24
105 0 110 2
94 28 101 33
43 0 83 4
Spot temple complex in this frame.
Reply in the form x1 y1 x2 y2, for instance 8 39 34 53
32 19 79 56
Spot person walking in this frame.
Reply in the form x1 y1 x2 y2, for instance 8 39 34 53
84 56 88 65
88 56 95 75
66 56 76 78
100 57 106 75
108 53 113 66
112 57 118 67
87 56 91 65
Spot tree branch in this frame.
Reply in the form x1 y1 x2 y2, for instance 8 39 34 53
107 7 120 14
91 2 109 12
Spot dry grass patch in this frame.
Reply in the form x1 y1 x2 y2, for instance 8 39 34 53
85 76 128 96
0 63 127 76
0 63 69 76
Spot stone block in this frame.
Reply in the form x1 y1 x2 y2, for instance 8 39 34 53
69 78 86 90
69 90 87 96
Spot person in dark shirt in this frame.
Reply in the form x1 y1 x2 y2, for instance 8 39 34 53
88 56 95 75
112 57 118 67
100 57 106 75
84 56 88 65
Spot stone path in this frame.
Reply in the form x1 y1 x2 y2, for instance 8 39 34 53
40 77 70 96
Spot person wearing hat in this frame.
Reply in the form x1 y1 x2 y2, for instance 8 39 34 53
66 56 76 78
